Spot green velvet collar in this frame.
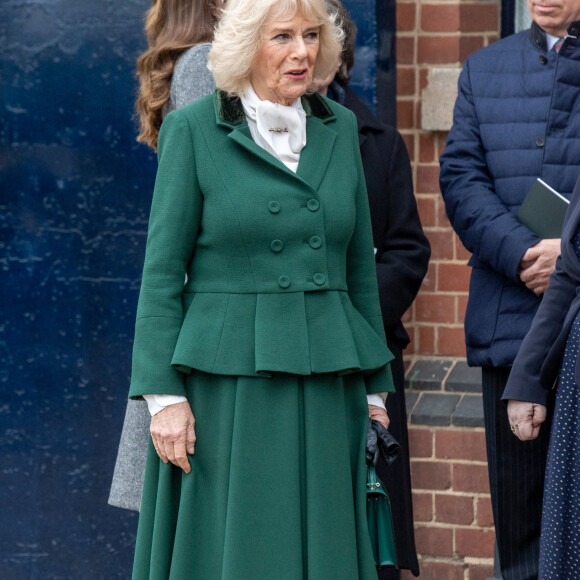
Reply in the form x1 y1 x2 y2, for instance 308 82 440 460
215 89 336 128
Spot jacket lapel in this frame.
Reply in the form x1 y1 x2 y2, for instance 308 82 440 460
214 90 338 191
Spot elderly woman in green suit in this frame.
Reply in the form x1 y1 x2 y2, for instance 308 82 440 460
129 0 395 577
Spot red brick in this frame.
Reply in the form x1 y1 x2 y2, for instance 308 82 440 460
418 36 460 64
437 196 450 227
402 305 413 324
427 230 455 260
418 324 435 354
412 561 464 580
435 493 474 525
397 2 417 32
401 131 415 159
416 165 440 194
414 526 453 556
397 67 416 96
460 35 485 62
453 463 490 493
397 36 415 65
408 427 433 458
476 496 494 527
455 236 472 260
420 262 437 292
438 325 466 357
419 133 436 163
412 491 433 522
420 67 429 90
417 196 437 228
411 460 452 490
468 564 496 580
436 430 487 462
458 294 468 324
438 263 471 292
436 132 449 158
415 294 456 323
405 326 416 353
421 4 460 32
456 528 496 558
460 4 499 32
397 99 415 129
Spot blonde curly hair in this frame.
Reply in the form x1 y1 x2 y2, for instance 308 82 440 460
209 0 343 97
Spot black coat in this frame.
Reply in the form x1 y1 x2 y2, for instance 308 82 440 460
337 83 430 576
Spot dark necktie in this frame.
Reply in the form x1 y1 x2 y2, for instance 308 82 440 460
553 38 564 52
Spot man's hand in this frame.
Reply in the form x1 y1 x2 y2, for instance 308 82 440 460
519 239 560 295
150 401 196 473
507 399 547 441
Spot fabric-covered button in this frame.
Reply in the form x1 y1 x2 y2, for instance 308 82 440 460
539 54 547 64
278 275 291 289
313 273 326 286
269 201 281 214
536 136 545 147
271 239 284 253
307 199 320 212
309 236 322 249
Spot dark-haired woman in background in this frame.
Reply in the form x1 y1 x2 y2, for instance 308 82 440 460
316 1 429 576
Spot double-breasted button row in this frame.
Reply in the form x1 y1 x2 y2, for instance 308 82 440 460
276 273 326 288
269 199 320 213
270 236 322 253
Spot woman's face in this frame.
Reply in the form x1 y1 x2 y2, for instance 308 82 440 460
250 10 320 106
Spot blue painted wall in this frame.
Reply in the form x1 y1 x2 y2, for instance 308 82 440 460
0 1 392 577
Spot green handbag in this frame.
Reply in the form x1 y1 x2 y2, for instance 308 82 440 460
366 464 397 568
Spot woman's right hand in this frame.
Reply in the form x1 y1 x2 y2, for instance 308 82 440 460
507 399 547 441
150 401 196 473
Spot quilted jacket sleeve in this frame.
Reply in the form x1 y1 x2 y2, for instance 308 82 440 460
502 254 575 405
439 59 540 282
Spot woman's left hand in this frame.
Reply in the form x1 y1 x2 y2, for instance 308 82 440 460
369 404 390 429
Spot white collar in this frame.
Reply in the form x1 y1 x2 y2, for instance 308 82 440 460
240 85 307 173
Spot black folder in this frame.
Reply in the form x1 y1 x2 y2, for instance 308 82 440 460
517 178 570 238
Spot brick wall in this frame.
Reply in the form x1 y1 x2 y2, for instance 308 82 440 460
393 0 503 575
396 0 500 358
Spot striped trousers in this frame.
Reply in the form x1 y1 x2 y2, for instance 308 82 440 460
482 366 552 580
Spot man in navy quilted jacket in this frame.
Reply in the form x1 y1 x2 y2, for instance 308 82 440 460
440 2 580 578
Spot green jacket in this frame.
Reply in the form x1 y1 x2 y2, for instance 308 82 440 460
129 90 394 399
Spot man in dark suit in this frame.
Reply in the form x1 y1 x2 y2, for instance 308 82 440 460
440 1 580 578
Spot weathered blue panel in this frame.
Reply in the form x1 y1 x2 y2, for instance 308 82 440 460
0 1 152 577
0 0 392 577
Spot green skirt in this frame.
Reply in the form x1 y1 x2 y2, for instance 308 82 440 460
132 371 378 580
